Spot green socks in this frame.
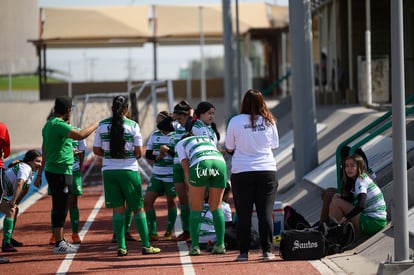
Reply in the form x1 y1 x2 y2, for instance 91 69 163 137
212 209 225 246
189 210 201 247
2 217 15 244
134 211 150 247
167 207 178 233
112 212 125 249
146 209 157 235
125 208 133 233
181 204 190 232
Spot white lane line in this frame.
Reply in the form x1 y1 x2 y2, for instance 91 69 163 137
56 192 105 275
174 212 195 275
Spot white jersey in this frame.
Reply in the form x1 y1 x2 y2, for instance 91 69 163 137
353 173 387 220
199 201 232 244
173 122 187 165
2 162 33 197
146 130 175 182
192 119 218 146
176 136 225 167
93 116 142 171
225 114 279 173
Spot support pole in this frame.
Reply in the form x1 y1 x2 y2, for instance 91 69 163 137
288 0 318 183
222 0 235 118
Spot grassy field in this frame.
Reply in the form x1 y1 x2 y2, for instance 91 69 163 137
0 75 61 90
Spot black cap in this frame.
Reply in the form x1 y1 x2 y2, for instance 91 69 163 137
54 96 73 114
157 116 174 132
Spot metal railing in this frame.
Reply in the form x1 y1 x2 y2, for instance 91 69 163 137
335 94 414 192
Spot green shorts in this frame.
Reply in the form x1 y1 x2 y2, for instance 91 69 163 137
72 170 83 196
103 170 143 210
173 163 185 184
359 213 387 235
188 159 227 188
147 177 177 197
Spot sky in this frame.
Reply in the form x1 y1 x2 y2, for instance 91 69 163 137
38 0 288 81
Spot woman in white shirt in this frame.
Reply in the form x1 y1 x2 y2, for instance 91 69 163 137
225 89 279 262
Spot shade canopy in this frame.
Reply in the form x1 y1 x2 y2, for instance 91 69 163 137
30 2 289 48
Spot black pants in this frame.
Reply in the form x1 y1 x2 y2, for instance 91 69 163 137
231 171 278 254
45 171 72 228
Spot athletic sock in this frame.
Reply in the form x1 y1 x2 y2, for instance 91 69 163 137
212 208 225 246
2 217 14 244
167 207 178 233
189 210 201 247
146 209 157 235
125 208 133 233
112 213 126 249
135 211 150 247
181 204 190 232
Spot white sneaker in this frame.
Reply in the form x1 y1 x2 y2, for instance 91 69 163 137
53 240 78 254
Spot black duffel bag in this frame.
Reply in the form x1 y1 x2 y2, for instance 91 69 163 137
279 228 327 260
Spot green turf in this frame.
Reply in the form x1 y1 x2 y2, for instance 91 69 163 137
0 76 61 90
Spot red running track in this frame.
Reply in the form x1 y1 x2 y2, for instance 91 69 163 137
0 184 323 275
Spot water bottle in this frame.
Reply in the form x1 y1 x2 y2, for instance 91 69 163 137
251 204 259 233
272 201 284 247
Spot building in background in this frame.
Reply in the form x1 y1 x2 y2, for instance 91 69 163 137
0 0 38 76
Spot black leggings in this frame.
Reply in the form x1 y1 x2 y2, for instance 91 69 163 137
231 171 278 254
45 171 72 228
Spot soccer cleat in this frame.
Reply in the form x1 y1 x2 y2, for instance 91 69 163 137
0 256 9 264
189 246 201 256
117 248 128 256
149 234 159 241
141 246 161 255
111 233 117 243
236 252 249 262
211 244 226 254
163 231 173 241
11 238 23 247
72 233 81 244
263 251 275 261
174 231 190 242
2 243 18 253
49 234 56 245
53 240 78 254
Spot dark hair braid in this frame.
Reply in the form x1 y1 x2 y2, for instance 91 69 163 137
110 96 128 158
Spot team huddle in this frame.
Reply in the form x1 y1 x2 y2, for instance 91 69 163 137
1 89 387 264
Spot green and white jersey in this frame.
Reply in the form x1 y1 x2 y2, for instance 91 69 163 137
191 119 218 146
173 122 187 165
146 130 175 182
353 173 387 220
176 136 225 167
93 116 142 171
72 126 87 172
2 162 33 197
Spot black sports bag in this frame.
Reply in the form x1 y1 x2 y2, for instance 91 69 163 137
279 229 327 260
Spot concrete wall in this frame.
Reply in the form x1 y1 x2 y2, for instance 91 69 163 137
40 78 226 99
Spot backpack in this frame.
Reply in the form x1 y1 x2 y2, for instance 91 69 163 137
283 205 311 230
320 217 356 255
